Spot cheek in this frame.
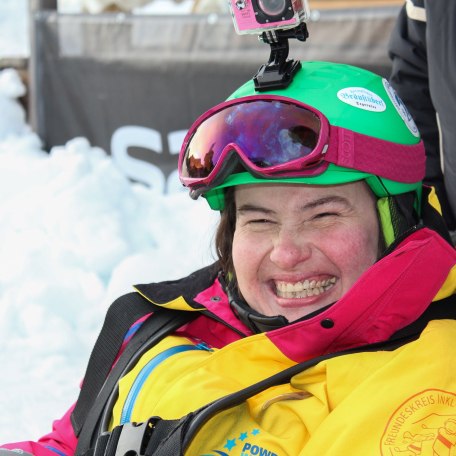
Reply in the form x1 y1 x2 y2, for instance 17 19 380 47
232 230 270 286
326 223 379 278
232 231 256 275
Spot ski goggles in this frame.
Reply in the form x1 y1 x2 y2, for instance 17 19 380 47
178 95 425 197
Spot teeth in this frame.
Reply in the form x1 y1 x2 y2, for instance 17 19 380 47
275 277 336 299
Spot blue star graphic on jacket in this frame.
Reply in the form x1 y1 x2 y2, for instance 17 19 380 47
238 432 248 441
224 438 237 451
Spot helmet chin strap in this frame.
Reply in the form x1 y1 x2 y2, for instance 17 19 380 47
229 293 290 333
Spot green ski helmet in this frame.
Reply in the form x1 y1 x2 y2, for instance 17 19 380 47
179 61 425 246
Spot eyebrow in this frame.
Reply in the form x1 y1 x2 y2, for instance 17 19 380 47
236 195 351 215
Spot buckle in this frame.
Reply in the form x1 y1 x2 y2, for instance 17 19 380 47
94 418 158 456
115 419 157 456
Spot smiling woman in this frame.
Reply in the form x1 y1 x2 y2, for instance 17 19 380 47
1 61 456 456
231 181 379 321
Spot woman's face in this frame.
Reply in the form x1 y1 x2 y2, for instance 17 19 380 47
232 181 380 321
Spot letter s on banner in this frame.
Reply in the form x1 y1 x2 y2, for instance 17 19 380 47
111 125 165 193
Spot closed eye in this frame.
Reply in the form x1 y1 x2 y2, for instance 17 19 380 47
313 212 339 219
237 204 277 227
247 218 275 225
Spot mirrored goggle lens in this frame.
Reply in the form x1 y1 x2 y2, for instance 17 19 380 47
181 99 321 179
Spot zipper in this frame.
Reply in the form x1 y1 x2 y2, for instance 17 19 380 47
120 342 212 424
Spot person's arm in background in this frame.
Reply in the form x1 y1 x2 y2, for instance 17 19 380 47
0 404 78 456
388 0 456 231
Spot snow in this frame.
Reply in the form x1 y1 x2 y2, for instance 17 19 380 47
0 66 219 442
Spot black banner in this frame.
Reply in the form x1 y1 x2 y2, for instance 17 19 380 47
31 8 399 193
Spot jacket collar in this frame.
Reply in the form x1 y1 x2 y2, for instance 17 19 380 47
266 227 456 362
135 228 456 362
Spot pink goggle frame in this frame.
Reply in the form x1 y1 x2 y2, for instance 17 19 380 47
178 95 425 195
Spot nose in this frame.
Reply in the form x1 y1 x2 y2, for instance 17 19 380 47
269 229 312 270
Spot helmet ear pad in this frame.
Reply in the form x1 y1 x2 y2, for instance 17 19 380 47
377 192 419 248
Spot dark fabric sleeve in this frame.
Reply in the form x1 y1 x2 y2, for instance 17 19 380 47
388 3 439 184
388 2 456 229
425 0 456 230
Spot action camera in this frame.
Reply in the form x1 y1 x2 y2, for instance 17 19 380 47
229 0 310 35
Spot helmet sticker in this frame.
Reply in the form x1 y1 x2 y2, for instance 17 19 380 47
337 87 386 112
383 79 420 137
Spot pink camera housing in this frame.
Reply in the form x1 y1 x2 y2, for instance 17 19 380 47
229 0 310 35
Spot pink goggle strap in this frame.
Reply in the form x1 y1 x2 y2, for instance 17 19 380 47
325 127 425 183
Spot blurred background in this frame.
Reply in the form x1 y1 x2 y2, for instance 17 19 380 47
1 0 402 195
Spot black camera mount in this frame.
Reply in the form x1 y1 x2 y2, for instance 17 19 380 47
253 22 309 91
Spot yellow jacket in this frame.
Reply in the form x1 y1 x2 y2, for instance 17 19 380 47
113 319 456 456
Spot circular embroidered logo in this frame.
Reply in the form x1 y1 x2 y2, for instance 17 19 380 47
383 79 420 137
381 389 456 455
337 87 386 112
